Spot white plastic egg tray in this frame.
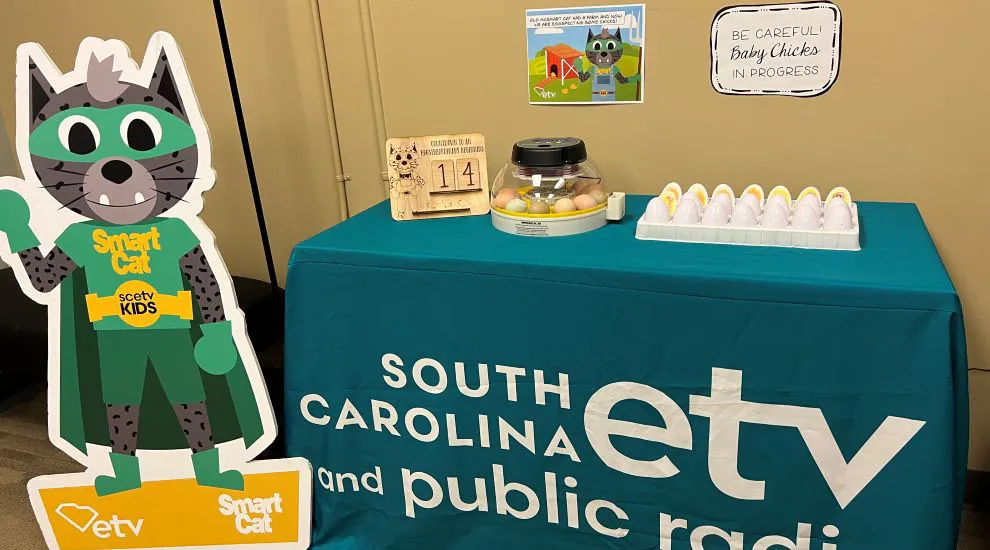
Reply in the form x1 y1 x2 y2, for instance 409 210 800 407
635 184 861 251
636 203 860 250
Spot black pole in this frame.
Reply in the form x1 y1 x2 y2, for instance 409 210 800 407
213 0 280 296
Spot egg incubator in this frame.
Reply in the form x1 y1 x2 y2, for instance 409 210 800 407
636 183 861 251
490 138 625 237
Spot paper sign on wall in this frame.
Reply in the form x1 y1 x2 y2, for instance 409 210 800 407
0 32 311 549
711 2 841 96
526 4 646 104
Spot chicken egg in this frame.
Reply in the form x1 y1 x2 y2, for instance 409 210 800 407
729 202 758 227
573 181 593 195
672 199 701 225
825 186 852 208
686 183 709 210
505 198 528 213
712 184 736 206
492 194 514 209
768 194 791 214
701 200 730 226
796 186 821 204
767 185 792 207
791 204 821 230
528 201 551 214
644 197 671 223
824 198 848 219
762 202 790 228
573 194 598 211
554 198 577 214
662 182 683 202
681 193 704 215
739 193 763 215
742 184 765 203
797 194 822 217
711 193 733 210
823 202 853 231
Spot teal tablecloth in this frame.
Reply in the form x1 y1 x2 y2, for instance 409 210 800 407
286 196 967 550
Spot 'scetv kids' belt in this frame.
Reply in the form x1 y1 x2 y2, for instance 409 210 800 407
86 280 194 328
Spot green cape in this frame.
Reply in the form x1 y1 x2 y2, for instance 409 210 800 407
57 268 265 453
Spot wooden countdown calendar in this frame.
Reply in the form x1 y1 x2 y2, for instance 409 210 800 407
385 133 491 221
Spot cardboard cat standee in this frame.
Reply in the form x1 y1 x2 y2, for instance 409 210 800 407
0 32 311 549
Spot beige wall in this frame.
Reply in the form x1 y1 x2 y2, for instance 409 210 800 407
0 111 14 177
0 0 343 284
326 0 990 469
0 111 11 268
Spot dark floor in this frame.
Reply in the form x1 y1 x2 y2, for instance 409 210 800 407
960 504 990 549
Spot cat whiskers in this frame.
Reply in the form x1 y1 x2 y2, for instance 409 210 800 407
48 163 86 176
148 159 187 172
48 162 87 176
37 181 85 189
58 192 89 210
153 189 188 203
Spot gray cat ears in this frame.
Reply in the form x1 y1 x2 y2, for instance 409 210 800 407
586 28 622 44
148 48 186 115
25 58 53 122
24 42 186 122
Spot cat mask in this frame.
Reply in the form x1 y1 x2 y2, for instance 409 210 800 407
18 33 214 225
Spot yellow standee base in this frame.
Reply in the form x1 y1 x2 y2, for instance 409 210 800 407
28 458 312 550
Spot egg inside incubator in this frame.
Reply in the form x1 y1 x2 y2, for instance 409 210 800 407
490 138 625 237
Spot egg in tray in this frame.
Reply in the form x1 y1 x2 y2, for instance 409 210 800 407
636 183 860 251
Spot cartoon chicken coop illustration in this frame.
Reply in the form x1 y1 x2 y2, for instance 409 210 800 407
542 44 583 85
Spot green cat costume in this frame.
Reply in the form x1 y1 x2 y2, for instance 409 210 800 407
0 192 264 495
58 220 265 495
56 252 266 455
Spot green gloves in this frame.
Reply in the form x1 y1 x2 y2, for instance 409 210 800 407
194 320 238 375
0 190 40 253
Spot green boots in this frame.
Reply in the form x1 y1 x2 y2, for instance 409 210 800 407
192 448 244 491
95 448 243 496
95 453 142 496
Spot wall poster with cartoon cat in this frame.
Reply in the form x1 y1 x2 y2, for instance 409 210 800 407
0 32 311 549
527 4 646 104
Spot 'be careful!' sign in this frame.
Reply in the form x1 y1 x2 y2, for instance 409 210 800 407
711 2 842 96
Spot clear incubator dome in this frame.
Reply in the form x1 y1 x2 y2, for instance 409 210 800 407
490 138 607 217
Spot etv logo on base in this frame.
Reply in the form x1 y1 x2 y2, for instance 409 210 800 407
56 503 144 540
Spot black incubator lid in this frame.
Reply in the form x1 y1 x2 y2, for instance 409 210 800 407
512 137 587 167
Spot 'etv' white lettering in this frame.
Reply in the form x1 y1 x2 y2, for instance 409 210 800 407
584 382 693 478
55 503 143 539
587 368 925 509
